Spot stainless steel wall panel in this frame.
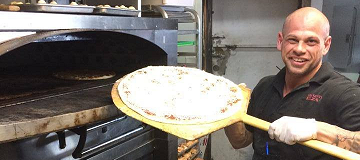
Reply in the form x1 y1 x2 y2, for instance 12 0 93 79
0 11 177 31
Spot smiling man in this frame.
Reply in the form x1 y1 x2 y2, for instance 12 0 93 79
224 7 360 160
279 7 331 97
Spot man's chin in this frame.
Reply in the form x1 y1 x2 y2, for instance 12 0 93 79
286 67 307 76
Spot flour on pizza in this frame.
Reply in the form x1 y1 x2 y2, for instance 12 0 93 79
117 66 243 124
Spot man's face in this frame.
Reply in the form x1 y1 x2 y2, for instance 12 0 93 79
277 17 331 77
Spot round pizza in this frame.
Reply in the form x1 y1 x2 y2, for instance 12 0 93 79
53 70 116 80
117 66 243 124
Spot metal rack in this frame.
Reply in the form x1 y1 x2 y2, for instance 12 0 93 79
143 5 202 69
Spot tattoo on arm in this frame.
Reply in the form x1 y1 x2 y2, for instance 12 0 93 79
330 126 360 153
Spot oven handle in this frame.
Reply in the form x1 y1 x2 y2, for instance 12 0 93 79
87 115 127 132
70 115 127 158
72 124 146 158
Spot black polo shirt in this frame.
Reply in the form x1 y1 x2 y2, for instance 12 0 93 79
245 62 360 160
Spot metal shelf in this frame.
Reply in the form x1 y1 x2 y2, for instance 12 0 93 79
143 5 202 69
178 30 199 35
178 52 197 56
177 63 197 68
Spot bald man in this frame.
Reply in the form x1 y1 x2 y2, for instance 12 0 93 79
224 7 360 160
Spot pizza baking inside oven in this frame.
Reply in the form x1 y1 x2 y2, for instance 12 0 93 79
53 69 116 80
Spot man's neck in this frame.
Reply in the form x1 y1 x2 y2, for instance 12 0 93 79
283 64 322 97
283 75 308 97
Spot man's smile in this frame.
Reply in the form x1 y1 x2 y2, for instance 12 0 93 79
292 57 307 62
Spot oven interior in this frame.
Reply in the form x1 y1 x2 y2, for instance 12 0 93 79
0 31 167 105
0 30 177 160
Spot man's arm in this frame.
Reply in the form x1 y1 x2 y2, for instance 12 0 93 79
316 121 360 153
268 116 360 154
224 83 253 149
224 122 253 149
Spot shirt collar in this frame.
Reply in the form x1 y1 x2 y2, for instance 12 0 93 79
272 62 334 93
273 67 286 94
309 62 334 85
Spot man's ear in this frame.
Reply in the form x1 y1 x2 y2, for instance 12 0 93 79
323 36 332 56
277 32 283 51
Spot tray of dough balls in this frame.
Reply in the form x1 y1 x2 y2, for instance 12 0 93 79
93 4 140 17
11 1 95 14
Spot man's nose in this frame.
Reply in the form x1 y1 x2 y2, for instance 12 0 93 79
294 41 306 54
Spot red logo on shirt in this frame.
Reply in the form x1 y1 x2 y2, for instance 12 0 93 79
306 94 322 102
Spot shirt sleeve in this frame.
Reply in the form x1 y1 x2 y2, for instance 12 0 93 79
244 76 273 133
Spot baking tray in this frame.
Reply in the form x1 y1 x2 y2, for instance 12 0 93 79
93 7 140 17
15 4 95 14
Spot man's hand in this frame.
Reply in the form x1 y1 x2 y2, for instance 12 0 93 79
268 116 317 145
237 83 250 114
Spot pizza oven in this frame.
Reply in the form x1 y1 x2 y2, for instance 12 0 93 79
0 8 178 160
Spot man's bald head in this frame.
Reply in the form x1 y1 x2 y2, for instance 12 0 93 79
282 7 330 39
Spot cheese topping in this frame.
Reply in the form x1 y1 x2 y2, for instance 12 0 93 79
118 66 243 124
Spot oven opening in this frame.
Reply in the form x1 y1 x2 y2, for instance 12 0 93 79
0 30 176 160
0 31 168 105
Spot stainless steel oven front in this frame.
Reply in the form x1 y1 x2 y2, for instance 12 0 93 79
0 8 178 160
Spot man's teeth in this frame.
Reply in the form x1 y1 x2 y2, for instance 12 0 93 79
293 58 305 62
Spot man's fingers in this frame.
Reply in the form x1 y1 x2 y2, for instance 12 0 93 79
278 128 286 143
285 135 296 145
268 125 275 139
267 116 317 145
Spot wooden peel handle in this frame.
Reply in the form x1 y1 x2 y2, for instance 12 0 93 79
241 114 360 160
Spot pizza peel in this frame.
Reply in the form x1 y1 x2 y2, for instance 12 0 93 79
111 70 360 160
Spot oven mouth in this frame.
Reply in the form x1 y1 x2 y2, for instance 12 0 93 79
0 13 178 159
0 30 168 106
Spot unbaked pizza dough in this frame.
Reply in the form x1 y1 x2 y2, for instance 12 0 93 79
117 66 243 124
37 0 46 4
128 6 135 10
10 1 23 4
116 5 127 9
69 1 78 5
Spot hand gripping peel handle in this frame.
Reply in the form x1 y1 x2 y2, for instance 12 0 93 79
241 113 360 160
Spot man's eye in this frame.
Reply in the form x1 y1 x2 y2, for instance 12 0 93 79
307 40 318 46
287 38 298 43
